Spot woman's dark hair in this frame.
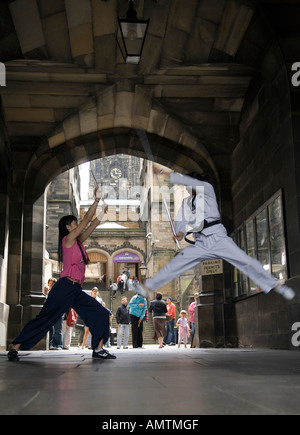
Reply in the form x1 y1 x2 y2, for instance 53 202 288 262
58 215 77 268
58 215 90 272
186 172 209 182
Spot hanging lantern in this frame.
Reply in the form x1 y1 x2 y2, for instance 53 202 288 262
117 0 150 64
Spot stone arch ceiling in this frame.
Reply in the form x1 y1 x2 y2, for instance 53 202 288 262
0 0 299 200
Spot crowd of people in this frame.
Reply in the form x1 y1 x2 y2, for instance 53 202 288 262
43 277 199 351
110 269 139 297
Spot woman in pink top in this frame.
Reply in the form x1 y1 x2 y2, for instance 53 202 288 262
188 292 199 348
8 188 116 361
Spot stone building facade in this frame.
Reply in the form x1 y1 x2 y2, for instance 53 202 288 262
46 168 80 260
45 156 194 312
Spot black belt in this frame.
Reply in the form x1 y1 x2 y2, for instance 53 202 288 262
184 220 221 245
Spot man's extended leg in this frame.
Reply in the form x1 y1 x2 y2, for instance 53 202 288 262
146 244 209 292
216 235 295 299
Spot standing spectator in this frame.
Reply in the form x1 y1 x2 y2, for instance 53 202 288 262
142 308 149 342
116 297 130 349
102 301 113 348
127 276 133 292
82 287 104 348
63 308 77 350
177 310 190 348
76 315 86 349
149 292 167 349
47 277 64 351
121 271 128 293
43 285 50 297
91 286 103 304
47 277 57 290
110 280 118 298
189 292 199 348
117 273 125 294
128 293 147 348
49 314 64 350
164 296 176 346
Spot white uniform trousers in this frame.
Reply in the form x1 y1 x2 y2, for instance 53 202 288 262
146 225 278 294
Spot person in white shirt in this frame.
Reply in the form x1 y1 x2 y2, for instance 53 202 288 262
140 170 295 302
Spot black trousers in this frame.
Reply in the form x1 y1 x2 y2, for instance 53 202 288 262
13 277 110 350
130 314 143 348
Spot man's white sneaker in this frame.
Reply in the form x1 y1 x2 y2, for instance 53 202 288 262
275 285 296 301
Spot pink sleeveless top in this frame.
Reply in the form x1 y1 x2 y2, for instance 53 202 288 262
60 237 87 284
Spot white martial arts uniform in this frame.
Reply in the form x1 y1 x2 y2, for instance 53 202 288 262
146 173 278 294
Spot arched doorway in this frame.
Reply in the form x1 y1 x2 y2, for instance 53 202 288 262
85 251 108 291
113 251 143 282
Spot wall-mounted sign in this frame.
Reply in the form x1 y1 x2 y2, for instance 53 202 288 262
201 259 223 276
114 252 141 262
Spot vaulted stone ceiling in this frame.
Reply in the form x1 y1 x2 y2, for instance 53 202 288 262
0 0 299 186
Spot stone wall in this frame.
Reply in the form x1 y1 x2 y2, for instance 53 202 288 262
0 103 10 350
231 28 300 349
235 292 289 349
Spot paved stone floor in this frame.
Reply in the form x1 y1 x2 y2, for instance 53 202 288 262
0 346 300 415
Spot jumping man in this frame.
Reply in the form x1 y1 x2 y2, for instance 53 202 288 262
138 170 295 302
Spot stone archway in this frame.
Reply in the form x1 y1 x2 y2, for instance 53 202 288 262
85 250 109 284
6 86 224 347
8 86 221 347
23 86 220 205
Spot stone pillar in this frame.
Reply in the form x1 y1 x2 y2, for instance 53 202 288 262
6 168 26 346
107 256 114 286
0 171 10 350
7 190 47 350
20 195 47 350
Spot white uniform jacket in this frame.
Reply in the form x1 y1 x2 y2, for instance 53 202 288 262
171 172 221 238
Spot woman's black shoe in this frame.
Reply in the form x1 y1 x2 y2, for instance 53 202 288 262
8 349 20 362
92 349 116 360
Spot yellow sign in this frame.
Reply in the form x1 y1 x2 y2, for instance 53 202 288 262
201 259 223 276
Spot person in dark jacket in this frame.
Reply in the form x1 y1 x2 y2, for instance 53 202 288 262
149 292 168 349
116 297 130 349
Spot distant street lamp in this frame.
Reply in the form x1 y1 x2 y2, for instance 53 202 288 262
117 0 150 64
